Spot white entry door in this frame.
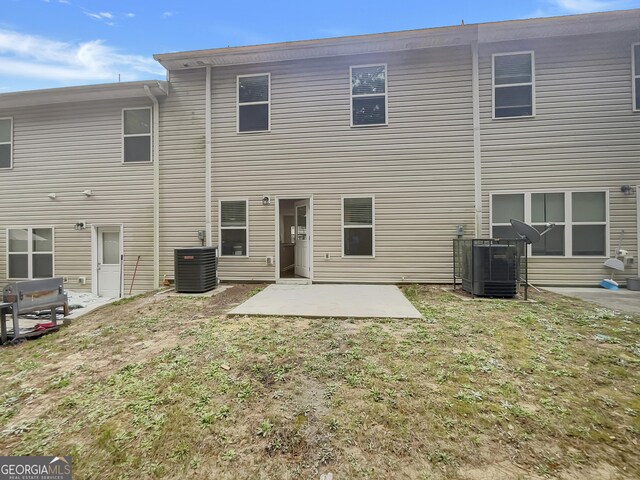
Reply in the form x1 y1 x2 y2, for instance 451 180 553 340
97 227 121 298
294 200 310 278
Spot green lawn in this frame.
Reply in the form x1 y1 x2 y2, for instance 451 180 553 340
0 284 638 479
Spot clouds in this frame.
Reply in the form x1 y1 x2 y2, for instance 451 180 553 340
85 11 113 20
0 29 164 86
84 11 116 26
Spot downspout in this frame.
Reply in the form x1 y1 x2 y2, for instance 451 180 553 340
144 85 160 289
205 66 213 247
471 41 483 237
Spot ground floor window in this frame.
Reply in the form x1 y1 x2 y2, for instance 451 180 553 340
220 200 248 256
7 227 54 279
342 196 374 257
490 190 607 257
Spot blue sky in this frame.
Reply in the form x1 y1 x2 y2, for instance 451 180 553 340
1 0 639 91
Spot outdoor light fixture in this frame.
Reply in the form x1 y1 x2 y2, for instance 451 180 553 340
82 189 93 197
262 195 271 206
621 185 633 195
48 193 57 200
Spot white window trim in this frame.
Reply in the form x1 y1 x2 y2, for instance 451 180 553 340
341 195 375 258
633 43 639 112
237 73 271 134
489 189 609 258
6 226 55 280
0 117 13 170
218 198 250 257
492 51 536 120
350 64 388 127
122 107 153 164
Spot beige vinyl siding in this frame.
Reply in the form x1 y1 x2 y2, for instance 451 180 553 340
209 46 475 283
158 69 208 281
0 98 155 294
480 31 640 285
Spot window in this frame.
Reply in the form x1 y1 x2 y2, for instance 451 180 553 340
0 118 12 169
491 191 607 257
633 44 640 111
7 228 54 279
220 200 248 256
351 65 387 126
123 108 152 162
531 193 565 256
491 194 524 240
572 192 606 256
342 196 374 256
238 74 270 132
493 52 534 118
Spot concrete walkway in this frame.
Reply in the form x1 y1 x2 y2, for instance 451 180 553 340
545 287 640 315
228 284 422 319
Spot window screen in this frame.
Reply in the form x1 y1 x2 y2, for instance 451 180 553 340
634 45 640 111
8 228 54 279
493 53 534 118
123 108 152 162
490 191 608 258
238 75 270 132
0 118 12 168
351 66 387 126
571 192 606 256
343 197 374 256
220 200 248 256
491 194 524 239
531 193 565 256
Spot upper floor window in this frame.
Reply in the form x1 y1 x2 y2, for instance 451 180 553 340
491 190 607 257
351 65 387 126
0 118 12 169
633 44 639 111
342 196 375 256
493 52 534 119
237 74 270 133
8 227 54 279
123 108 152 162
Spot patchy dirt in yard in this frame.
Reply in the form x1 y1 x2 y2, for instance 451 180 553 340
0 284 638 479
459 461 544 479
0 284 259 430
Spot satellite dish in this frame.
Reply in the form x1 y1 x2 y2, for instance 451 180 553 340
604 258 625 271
510 219 541 244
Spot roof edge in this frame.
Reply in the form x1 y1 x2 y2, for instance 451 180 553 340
0 80 168 110
154 9 640 70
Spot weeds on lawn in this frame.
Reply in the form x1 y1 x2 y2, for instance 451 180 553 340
0 284 638 479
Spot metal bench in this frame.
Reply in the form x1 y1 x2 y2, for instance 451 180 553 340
1 278 68 344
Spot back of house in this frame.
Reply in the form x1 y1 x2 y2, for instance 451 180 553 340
0 9 639 295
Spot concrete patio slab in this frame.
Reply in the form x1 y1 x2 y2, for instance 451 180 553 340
544 287 640 315
228 284 422 319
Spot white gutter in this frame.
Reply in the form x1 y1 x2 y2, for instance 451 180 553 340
471 41 482 238
205 66 213 246
144 85 161 289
